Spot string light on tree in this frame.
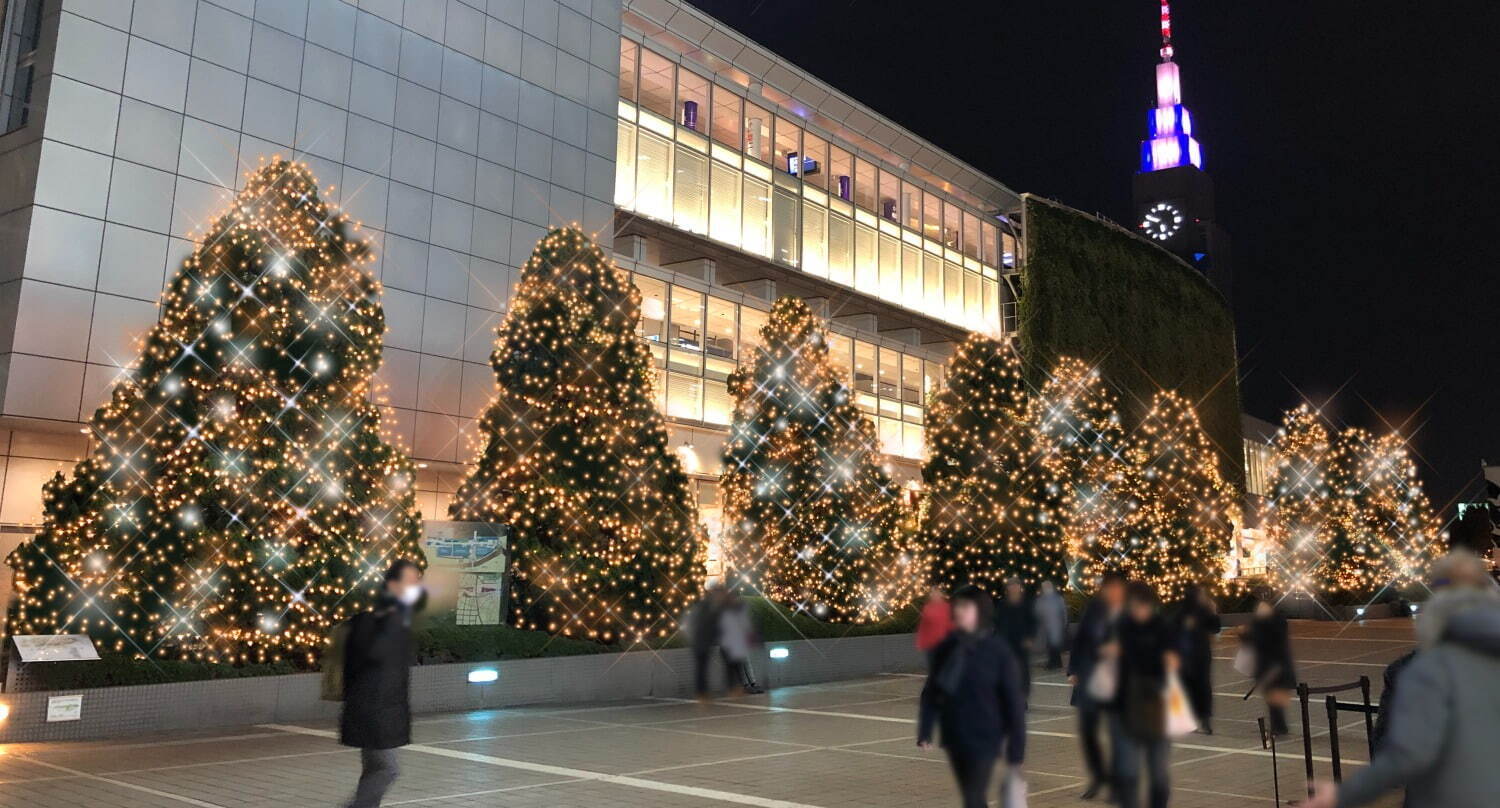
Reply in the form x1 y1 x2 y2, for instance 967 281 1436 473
918 335 1067 592
4 159 425 664
1264 404 1339 594
448 227 706 644
720 298 921 622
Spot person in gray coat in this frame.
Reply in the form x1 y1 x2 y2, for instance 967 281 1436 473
1305 550 1500 808
1034 580 1069 669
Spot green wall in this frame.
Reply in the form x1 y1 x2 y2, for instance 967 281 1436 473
1017 194 1245 487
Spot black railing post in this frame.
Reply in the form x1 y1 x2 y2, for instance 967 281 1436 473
1326 694 1343 782
1359 675 1375 758
1299 682 1314 796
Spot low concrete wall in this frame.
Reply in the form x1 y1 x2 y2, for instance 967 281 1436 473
0 633 923 744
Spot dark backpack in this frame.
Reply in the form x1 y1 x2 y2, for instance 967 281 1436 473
320 620 352 701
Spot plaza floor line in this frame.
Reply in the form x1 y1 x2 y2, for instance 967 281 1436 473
264 723 828 808
10 755 231 808
383 777 589 806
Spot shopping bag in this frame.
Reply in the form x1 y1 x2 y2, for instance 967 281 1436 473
1001 769 1027 808
1233 645 1256 676
1086 657 1118 702
1163 671 1199 738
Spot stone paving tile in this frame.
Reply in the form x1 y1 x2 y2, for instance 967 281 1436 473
0 619 1417 807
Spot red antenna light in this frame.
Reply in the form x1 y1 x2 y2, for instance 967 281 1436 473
1159 0 1174 61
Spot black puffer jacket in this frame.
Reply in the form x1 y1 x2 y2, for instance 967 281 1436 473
339 596 414 750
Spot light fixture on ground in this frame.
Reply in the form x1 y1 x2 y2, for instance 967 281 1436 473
768 647 790 660
467 668 499 684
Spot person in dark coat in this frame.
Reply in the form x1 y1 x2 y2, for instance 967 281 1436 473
993 577 1037 697
1068 571 1127 800
689 585 727 700
1107 582 1179 808
1170 584 1221 733
1240 597 1297 736
340 559 424 808
918 586 1028 808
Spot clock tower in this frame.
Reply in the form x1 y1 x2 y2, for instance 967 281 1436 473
1132 1 1233 299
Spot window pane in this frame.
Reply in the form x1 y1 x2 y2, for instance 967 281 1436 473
901 181 921 231
924 360 944 399
854 224 878 296
709 160 741 246
827 332 852 380
801 132 827 191
775 117 801 176
802 201 827 277
964 271 982 329
923 192 942 242
673 145 707 234
879 417 903 456
706 296 736 364
943 201 962 250
878 234 901 300
828 213 853 286
878 347 900 399
944 262 963 321
772 186 799 266
1002 231 1017 268
853 341 876 395
982 222 999 267
636 129 672 220
619 39 638 102
739 307 767 355
902 245 921 307
711 85 742 149
614 119 636 207
703 379 732 425
829 146 852 201
669 286 704 374
677 68 708 132
963 212 981 260
879 170 899 222
904 422 924 459
666 372 702 421
983 278 999 334
639 49 674 119
742 175 772 258
854 159 877 213
744 103 771 163
923 253 943 317
901 354 922 404
636 275 667 343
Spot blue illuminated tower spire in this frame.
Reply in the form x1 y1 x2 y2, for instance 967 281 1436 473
1140 0 1203 172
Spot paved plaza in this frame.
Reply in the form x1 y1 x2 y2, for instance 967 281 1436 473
0 620 1413 807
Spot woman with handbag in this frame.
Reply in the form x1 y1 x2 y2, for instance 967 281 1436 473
1240 597 1297 736
1170 584 1221 734
918 586 1029 808
1106 582 1180 808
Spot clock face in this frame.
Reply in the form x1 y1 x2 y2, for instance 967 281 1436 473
1140 202 1184 241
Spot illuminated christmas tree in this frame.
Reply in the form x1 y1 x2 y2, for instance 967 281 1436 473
919 335 1067 592
4 160 424 664
1032 356 1129 586
449 227 705 643
1107 390 1235 601
1328 428 1441 594
720 297 919 622
1264 404 1338 595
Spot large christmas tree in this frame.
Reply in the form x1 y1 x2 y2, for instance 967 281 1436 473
1108 390 1235 601
1328 428 1440 595
1264 404 1338 595
449 227 704 643
919 335 1067 592
720 297 919 622
5 160 424 664
1032 356 1129 586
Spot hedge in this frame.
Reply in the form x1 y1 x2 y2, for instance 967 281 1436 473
1017 195 1245 487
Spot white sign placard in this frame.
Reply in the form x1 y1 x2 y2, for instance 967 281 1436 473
46 694 83 722
12 634 100 662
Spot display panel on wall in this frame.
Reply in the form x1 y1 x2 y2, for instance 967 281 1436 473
420 522 510 626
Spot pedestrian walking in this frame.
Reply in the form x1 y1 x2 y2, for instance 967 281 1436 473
339 559 424 808
1107 582 1179 808
918 586 1028 808
1305 550 1500 808
719 590 758 696
1239 596 1296 736
1035 580 1069 670
689 585 726 701
1068 571 1126 800
917 586 955 665
994 577 1037 697
1170 584 1220 734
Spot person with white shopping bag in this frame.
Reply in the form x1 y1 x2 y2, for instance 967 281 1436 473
1068 571 1128 800
1105 582 1184 808
918 586 1029 808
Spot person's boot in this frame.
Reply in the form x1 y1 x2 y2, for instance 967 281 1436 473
1080 779 1103 800
1270 706 1290 736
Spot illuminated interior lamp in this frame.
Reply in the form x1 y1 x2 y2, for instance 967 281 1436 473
0 702 9 722
768 647 790 660
467 668 499 684
1354 607 1366 617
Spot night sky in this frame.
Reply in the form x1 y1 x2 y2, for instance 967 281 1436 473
685 0 1500 510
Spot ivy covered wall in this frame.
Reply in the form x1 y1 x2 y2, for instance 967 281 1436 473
1017 194 1245 488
